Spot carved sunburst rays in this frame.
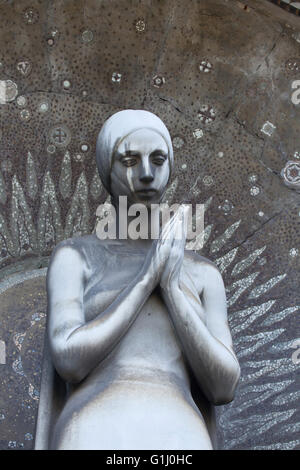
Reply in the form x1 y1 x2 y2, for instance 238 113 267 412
0 152 101 259
12 311 47 402
64 171 90 239
11 175 37 255
38 171 63 251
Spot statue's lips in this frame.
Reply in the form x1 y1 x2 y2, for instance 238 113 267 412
135 189 157 197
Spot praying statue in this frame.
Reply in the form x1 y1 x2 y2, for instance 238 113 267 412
35 110 240 450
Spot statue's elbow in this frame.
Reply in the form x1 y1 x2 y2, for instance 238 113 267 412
210 386 237 406
211 391 235 406
62 368 85 384
53 354 86 384
55 365 80 384
211 364 241 406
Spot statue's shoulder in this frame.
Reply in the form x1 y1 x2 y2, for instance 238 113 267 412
50 234 108 265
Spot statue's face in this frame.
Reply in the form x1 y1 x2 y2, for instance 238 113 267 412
110 128 170 205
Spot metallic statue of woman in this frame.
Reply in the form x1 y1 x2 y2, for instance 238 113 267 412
35 110 240 450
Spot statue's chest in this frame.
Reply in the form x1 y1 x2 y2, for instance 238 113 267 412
82 254 146 322
82 249 205 327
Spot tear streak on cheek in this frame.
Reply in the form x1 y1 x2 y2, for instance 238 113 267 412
126 167 135 193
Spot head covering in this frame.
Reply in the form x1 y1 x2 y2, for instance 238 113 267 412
96 109 174 193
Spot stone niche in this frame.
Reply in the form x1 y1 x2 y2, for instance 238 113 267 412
0 0 299 450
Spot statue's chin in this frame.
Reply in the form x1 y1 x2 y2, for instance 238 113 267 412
127 194 163 208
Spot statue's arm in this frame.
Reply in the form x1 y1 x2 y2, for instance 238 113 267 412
47 244 159 384
160 262 240 405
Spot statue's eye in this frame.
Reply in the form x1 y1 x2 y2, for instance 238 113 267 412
151 155 166 166
121 157 138 167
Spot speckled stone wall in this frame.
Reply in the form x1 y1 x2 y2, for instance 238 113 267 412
0 0 299 450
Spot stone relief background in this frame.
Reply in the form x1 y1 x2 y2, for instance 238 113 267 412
0 0 299 450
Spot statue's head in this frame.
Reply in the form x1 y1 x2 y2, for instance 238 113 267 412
96 110 174 205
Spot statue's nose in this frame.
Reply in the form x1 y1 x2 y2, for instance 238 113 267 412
139 161 154 183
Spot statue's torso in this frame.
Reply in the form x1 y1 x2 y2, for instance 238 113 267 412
50 235 213 450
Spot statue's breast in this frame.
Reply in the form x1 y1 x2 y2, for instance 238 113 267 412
82 244 145 322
